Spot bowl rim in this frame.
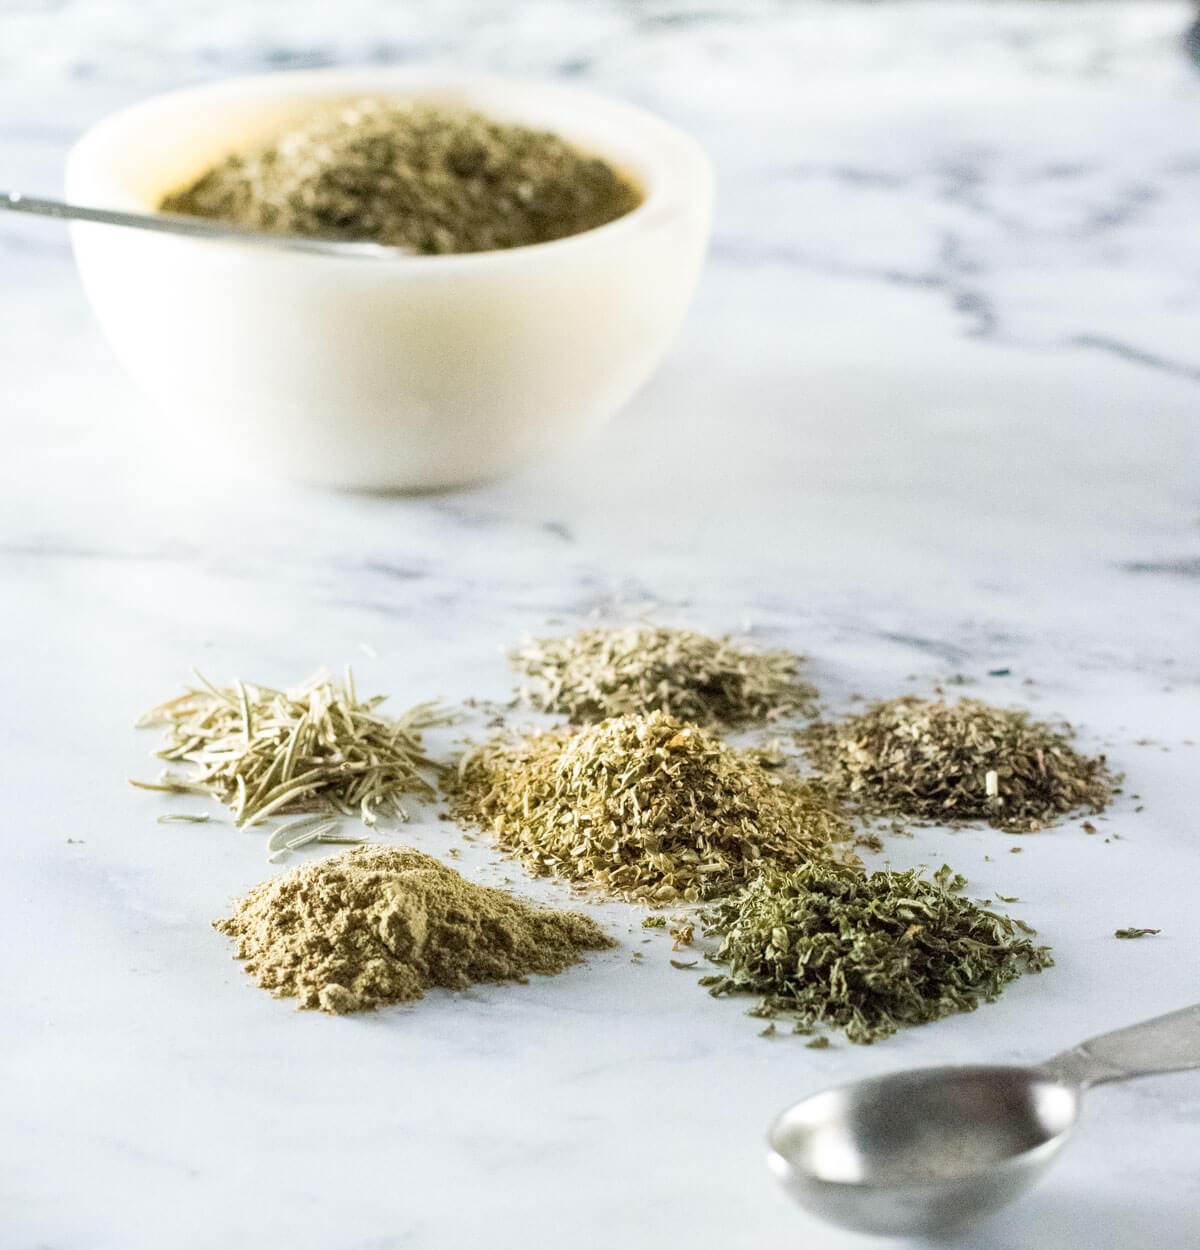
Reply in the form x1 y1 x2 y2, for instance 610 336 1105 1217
65 65 714 268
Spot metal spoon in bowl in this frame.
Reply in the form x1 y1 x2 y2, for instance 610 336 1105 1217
767 1002 1200 1237
0 191 408 258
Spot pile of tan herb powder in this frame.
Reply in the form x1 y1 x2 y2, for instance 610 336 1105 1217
700 862 1051 1044
133 669 442 829
448 710 856 904
161 99 641 254
510 626 816 726
799 696 1118 832
216 845 615 1014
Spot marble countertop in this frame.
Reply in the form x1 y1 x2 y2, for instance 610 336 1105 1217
3 2 1200 1247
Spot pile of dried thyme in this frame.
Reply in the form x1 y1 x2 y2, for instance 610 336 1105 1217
162 100 641 255
510 626 816 726
447 710 856 904
133 669 442 829
217 845 615 1014
799 696 1118 832
700 862 1051 1044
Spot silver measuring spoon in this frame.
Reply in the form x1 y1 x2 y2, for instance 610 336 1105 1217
767 1002 1200 1237
0 191 407 258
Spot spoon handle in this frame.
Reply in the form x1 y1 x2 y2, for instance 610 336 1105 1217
1041 1002 1200 1088
0 191 402 258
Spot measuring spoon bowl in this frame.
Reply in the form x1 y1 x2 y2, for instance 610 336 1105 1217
768 1064 1080 1236
768 1001 1200 1237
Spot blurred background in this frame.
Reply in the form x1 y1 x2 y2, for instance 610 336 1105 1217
6 3 1198 608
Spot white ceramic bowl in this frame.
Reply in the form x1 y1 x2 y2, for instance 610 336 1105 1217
66 67 714 491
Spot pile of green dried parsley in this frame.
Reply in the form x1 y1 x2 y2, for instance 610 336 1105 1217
799 696 1118 832
447 710 856 904
162 99 641 255
510 625 816 726
700 862 1051 1044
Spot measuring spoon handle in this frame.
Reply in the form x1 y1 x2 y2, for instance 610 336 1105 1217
1041 1003 1200 1088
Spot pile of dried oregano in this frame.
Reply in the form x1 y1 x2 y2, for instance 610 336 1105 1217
448 710 856 903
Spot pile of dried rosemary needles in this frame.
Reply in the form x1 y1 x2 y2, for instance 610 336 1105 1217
799 696 1118 832
510 625 817 726
448 710 856 904
133 670 443 849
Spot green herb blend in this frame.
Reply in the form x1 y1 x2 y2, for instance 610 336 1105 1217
799 696 1118 832
161 99 641 254
701 862 1051 1044
448 710 856 904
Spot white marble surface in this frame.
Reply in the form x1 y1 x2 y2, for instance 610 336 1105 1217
3 2 1200 1247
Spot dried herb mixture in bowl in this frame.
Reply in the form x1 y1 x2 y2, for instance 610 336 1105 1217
162 98 641 254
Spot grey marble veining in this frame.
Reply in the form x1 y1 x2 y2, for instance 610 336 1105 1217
2 3 1200 1249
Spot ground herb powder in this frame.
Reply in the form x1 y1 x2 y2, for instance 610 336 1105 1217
216 845 615 1013
701 862 1051 1044
799 696 1118 832
162 99 641 254
448 710 856 904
